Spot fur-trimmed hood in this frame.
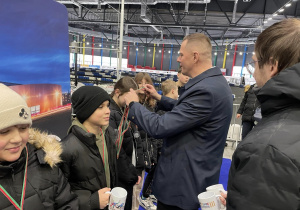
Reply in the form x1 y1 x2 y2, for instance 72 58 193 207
28 128 62 168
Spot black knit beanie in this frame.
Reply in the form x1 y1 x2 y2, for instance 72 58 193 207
72 86 110 123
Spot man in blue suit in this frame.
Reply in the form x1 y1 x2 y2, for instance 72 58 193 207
124 33 232 210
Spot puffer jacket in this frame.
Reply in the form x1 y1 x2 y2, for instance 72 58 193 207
60 120 117 210
0 129 78 210
237 84 260 122
227 62 300 210
109 99 144 177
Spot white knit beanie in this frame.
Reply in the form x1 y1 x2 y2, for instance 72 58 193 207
0 84 32 130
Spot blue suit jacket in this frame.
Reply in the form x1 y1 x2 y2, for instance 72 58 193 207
128 67 233 209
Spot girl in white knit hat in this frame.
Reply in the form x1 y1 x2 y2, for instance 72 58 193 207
0 83 78 210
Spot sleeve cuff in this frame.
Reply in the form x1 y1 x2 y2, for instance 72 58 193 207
90 191 100 210
129 101 135 108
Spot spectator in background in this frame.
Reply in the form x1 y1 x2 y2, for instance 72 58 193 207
0 84 78 210
124 33 232 210
161 80 179 100
60 86 117 210
226 18 300 210
176 67 190 96
236 83 260 139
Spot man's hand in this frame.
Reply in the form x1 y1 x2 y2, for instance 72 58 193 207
144 84 162 101
136 176 142 185
236 114 241 119
124 88 140 106
98 187 111 209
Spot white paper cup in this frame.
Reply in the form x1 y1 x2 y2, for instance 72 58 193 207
198 191 220 210
206 184 226 209
108 187 127 210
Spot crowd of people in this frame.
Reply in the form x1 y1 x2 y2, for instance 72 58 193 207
1 18 300 210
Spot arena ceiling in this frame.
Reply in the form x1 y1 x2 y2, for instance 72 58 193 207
56 0 299 46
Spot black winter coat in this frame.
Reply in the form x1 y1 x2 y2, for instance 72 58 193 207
227 63 300 210
109 99 139 185
60 123 117 210
237 84 260 122
0 129 78 210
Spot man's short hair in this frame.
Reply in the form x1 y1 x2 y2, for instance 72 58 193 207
183 33 212 59
255 18 300 72
161 80 177 96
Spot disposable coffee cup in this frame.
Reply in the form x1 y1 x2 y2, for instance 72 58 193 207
198 191 221 210
206 184 226 209
108 187 127 210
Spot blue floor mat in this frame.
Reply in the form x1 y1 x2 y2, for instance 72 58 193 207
138 158 232 210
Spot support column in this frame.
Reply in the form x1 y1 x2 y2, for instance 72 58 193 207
135 43 138 66
222 45 228 69
169 44 173 70
82 35 86 65
92 36 94 65
241 45 248 77
160 43 164 70
152 44 156 68
231 45 238 76
101 38 103 66
214 46 218 66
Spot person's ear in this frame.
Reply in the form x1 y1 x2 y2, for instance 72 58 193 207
114 89 121 97
193 51 200 63
270 59 279 77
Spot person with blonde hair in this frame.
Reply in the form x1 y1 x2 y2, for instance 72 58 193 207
161 80 178 99
124 33 232 209
222 18 300 210
0 84 78 209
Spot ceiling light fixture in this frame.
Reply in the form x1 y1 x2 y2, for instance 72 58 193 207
285 3 291 7
279 8 284 12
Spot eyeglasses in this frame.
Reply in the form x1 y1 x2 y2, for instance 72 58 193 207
246 60 260 75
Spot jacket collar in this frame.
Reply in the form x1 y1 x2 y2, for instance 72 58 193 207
28 128 63 168
109 98 122 113
69 118 108 147
183 66 222 91
254 62 300 117
0 149 26 178
0 128 63 177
